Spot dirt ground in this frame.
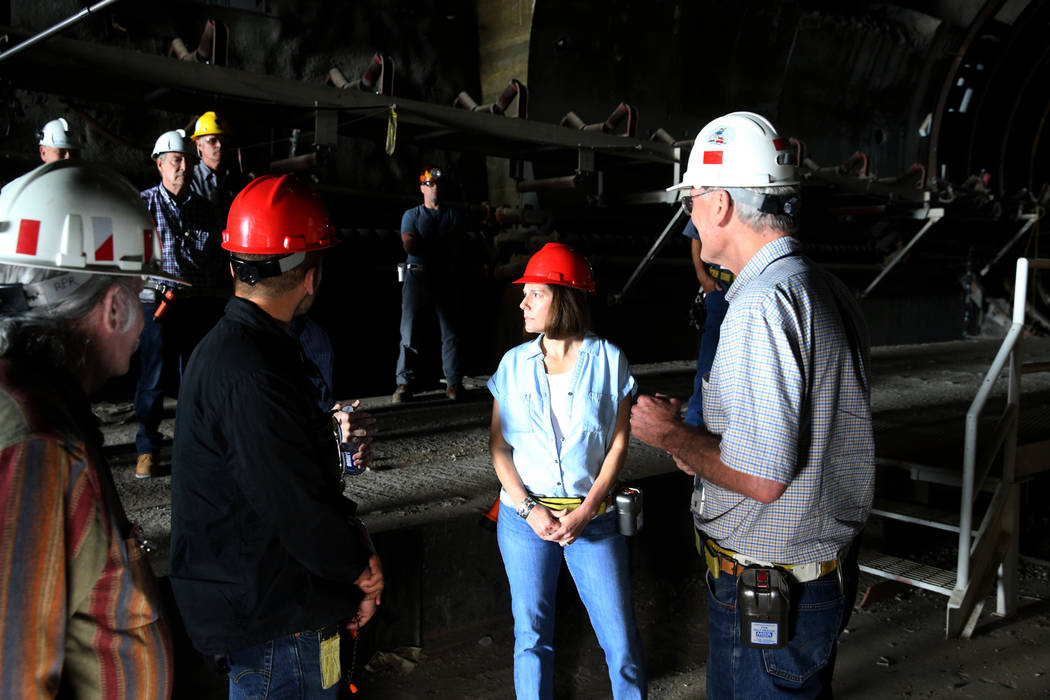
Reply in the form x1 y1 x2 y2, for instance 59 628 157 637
99 340 1050 699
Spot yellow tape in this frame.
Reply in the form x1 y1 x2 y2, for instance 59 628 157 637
385 106 398 156
320 632 341 689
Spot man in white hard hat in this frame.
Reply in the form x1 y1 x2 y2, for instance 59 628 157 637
133 128 224 478
37 117 81 163
630 112 874 698
0 160 174 697
189 110 248 216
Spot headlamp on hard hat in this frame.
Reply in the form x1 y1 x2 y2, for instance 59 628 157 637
419 168 443 185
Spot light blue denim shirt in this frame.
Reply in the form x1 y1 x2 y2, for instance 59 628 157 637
488 332 637 506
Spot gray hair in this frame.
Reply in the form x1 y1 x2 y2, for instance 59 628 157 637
701 185 799 236
0 265 140 369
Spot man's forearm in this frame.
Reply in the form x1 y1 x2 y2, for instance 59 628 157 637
662 422 786 504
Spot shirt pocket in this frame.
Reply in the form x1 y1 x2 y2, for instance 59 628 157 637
580 391 617 435
501 392 536 435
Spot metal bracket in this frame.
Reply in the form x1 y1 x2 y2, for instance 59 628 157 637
860 207 944 298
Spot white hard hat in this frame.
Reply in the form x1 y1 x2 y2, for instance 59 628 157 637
151 128 192 160
0 161 181 288
668 111 798 192
38 117 81 150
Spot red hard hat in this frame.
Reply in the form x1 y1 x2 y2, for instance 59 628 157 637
222 174 338 254
514 242 595 293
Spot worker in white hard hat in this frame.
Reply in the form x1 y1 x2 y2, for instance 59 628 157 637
189 110 248 215
133 128 225 479
37 117 81 163
630 112 874 698
0 161 174 697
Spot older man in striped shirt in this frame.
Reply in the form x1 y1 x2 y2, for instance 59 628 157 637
631 112 874 699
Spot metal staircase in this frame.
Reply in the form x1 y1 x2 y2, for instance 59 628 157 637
859 256 1050 638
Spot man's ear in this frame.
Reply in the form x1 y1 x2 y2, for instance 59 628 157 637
100 284 126 334
303 265 320 294
156 157 165 175
711 190 734 227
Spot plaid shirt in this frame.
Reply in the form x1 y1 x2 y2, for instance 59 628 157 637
140 184 222 288
698 235 874 564
0 360 172 698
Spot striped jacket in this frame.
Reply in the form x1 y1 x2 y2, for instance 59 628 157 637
0 357 172 699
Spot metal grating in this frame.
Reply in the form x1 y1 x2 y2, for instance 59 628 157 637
858 551 957 596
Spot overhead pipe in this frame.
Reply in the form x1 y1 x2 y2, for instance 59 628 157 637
453 79 528 119
516 173 589 193
649 128 674 145
560 102 637 138
0 0 122 64
269 151 327 174
327 53 395 95
169 19 229 65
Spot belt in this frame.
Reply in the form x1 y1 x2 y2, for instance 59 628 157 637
705 265 735 283
534 495 611 515
695 530 838 583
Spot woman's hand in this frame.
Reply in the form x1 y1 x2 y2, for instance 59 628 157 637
527 505 567 542
548 505 594 547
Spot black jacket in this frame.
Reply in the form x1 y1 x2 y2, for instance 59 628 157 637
170 296 369 655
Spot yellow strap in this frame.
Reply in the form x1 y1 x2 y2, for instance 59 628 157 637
385 106 398 156
534 496 608 515
695 530 838 579
319 632 341 689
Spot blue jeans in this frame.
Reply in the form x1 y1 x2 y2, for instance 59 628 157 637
496 503 647 700
703 545 859 699
685 284 730 428
395 267 461 387
134 297 223 455
226 629 339 699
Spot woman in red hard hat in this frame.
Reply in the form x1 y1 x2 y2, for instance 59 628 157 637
487 242 647 698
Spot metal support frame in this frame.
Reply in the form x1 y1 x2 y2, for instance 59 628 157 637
980 212 1042 277
860 206 945 298
609 207 686 304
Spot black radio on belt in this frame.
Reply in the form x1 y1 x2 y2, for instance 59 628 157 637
738 566 790 649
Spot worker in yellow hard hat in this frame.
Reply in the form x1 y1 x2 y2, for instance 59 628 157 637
188 110 247 215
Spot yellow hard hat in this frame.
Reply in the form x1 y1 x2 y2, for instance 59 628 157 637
191 111 229 140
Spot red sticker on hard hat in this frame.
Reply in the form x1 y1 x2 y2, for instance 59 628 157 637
703 151 724 165
15 219 40 256
773 138 788 150
92 217 114 261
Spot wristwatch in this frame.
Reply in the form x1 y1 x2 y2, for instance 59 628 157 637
517 496 537 519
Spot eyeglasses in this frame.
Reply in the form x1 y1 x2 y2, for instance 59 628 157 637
680 190 717 214
200 135 223 146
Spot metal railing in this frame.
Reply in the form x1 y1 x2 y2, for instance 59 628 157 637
950 256 1050 636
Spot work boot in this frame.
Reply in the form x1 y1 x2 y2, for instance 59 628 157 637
392 385 411 403
445 384 463 401
135 453 154 479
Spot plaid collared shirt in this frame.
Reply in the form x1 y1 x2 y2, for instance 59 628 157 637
140 183 222 288
697 235 874 564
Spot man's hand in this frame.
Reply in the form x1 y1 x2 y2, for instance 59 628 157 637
354 554 384 605
699 271 723 295
333 400 376 469
346 596 377 632
630 394 682 450
672 453 699 477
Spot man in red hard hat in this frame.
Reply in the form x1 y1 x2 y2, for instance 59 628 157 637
169 174 382 697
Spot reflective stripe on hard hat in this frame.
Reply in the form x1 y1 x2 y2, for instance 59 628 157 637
0 161 180 284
